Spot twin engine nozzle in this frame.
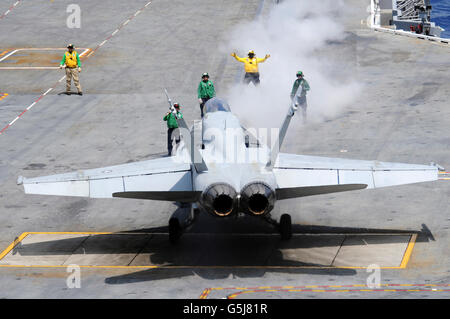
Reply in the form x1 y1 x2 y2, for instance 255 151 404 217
201 182 275 217
201 183 238 217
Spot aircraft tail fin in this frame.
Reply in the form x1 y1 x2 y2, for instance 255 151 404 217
266 102 298 169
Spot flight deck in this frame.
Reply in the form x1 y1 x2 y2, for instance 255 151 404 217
0 0 449 299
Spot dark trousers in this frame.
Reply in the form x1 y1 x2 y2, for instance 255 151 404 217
167 128 180 156
243 72 260 86
199 97 211 118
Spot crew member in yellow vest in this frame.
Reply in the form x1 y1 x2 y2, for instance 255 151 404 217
231 50 270 86
59 44 82 95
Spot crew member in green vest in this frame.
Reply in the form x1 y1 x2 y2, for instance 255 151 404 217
197 72 216 118
163 103 183 156
291 71 310 123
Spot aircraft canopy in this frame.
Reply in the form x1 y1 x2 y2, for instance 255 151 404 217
204 97 231 113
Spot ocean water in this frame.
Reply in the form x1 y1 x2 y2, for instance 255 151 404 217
431 0 450 38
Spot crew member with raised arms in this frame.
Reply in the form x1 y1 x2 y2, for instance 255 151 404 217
59 44 82 95
231 50 270 86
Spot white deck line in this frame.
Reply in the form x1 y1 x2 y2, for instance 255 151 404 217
0 49 18 62
26 102 36 111
0 48 91 70
372 26 450 45
8 48 89 51
78 48 90 57
9 117 20 126
0 67 60 70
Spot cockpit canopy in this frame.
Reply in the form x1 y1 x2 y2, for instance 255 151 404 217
204 97 231 113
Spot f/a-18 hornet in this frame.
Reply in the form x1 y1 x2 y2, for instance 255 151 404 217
18 95 441 242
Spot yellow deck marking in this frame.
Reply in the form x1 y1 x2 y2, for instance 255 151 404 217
27 231 113 235
0 93 8 102
439 172 450 180
0 232 29 260
400 234 417 268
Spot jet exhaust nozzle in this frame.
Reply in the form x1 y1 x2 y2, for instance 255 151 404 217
201 183 237 217
240 182 276 216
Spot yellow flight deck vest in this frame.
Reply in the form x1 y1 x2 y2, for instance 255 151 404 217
233 55 268 73
64 51 78 68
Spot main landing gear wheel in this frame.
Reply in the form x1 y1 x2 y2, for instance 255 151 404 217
279 214 292 240
169 217 182 244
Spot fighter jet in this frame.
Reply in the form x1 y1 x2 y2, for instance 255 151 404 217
17 96 440 243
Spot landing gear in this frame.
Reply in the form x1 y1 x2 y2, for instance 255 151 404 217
169 217 182 244
279 214 292 240
168 203 199 244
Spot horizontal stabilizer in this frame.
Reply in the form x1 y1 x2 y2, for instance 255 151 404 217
276 184 368 200
19 156 194 200
113 191 201 202
274 153 438 195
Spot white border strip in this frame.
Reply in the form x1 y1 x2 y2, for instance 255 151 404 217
372 26 450 45
0 49 18 62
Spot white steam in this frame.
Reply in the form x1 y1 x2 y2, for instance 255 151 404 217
223 0 362 129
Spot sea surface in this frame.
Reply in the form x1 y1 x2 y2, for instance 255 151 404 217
431 0 450 38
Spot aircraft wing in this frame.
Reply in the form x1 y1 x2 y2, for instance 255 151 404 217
273 153 438 199
18 156 201 202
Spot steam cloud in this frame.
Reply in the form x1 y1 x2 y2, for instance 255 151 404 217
223 0 362 130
